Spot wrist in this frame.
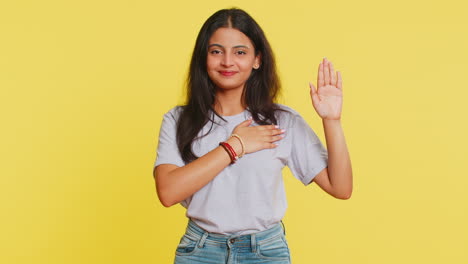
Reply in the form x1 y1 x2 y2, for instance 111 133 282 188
322 118 341 124
226 137 243 156
322 119 343 131
219 142 238 164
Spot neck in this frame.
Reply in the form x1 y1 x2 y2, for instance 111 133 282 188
214 87 246 116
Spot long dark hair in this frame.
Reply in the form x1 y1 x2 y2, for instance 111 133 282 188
177 8 283 163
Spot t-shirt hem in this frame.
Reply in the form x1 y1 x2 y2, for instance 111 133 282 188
302 162 328 186
154 161 185 169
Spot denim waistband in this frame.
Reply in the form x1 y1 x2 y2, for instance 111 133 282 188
184 219 285 249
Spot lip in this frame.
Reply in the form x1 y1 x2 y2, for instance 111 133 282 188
219 71 238 76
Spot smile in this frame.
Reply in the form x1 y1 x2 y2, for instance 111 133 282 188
219 71 238 76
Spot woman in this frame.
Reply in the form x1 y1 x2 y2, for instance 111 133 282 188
153 8 352 264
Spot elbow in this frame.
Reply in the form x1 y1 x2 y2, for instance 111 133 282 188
332 187 353 200
335 192 352 200
160 197 177 208
157 189 179 207
330 171 353 200
157 186 181 207
154 168 178 207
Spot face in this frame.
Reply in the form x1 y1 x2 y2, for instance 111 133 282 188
206 27 260 91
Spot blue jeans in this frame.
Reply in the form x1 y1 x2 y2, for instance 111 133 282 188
174 220 291 263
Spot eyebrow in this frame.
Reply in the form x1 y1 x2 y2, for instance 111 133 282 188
208 44 250 49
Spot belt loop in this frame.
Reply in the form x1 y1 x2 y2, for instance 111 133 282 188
281 221 286 235
197 231 209 248
251 234 257 253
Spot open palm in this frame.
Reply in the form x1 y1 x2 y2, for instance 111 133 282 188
309 58 343 120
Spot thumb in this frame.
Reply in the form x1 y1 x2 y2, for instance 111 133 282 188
309 82 320 106
237 117 253 127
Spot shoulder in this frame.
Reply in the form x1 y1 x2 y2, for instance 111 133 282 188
274 103 301 116
273 104 303 124
162 105 184 121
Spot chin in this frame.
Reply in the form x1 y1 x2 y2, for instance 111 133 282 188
216 85 244 91
213 81 245 91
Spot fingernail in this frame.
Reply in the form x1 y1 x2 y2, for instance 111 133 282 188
275 125 279 128
281 129 286 133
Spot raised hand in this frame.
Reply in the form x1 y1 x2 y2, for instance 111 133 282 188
309 58 343 120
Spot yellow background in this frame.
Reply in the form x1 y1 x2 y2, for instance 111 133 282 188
1 0 467 263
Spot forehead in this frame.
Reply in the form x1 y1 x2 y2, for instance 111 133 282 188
208 27 254 47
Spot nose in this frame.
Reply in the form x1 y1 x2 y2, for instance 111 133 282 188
221 53 234 67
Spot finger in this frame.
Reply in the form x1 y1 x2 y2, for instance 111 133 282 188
309 82 320 104
268 128 286 136
260 128 280 136
323 58 330 85
312 91 320 106
258 124 277 131
318 63 324 88
309 82 316 95
237 118 252 127
264 142 279 149
337 71 343 90
329 61 336 87
269 134 285 142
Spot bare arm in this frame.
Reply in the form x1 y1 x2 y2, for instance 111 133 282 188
155 137 235 207
312 119 352 199
309 58 353 199
154 119 285 207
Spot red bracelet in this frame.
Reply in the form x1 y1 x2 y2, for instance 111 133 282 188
219 142 234 163
223 142 238 162
219 142 238 163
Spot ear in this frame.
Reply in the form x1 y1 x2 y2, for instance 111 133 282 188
253 53 261 69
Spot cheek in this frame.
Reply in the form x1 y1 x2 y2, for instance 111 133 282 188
206 60 217 81
206 56 218 71
241 56 256 69
239 60 255 73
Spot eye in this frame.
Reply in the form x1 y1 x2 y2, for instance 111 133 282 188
210 50 222 55
236 50 247 55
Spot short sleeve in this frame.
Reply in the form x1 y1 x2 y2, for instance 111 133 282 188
153 108 185 169
287 114 328 186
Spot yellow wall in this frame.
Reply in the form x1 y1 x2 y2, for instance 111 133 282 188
1 0 467 263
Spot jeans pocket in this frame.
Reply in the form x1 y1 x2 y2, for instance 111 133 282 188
175 234 199 256
256 235 290 261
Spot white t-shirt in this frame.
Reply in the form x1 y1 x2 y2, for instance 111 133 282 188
154 104 328 235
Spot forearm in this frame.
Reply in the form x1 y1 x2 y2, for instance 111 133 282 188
156 138 240 207
323 119 353 197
